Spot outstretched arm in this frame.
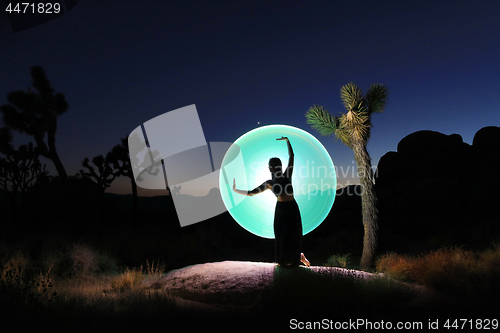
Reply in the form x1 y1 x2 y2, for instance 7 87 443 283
233 179 271 196
277 136 294 178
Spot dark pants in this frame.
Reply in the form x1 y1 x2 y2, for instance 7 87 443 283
274 200 303 266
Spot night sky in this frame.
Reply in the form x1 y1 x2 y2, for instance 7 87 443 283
1 0 500 196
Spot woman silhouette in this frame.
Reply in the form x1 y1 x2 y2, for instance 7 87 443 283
233 136 310 267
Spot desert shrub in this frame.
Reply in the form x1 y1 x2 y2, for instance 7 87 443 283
66 243 121 276
477 241 500 269
376 245 500 297
324 253 351 268
110 268 144 292
375 252 417 282
0 250 31 280
476 243 500 295
410 247 477 294
0 252 59 311
69 243 99 276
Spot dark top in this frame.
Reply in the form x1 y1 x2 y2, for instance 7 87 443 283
270 176 293 197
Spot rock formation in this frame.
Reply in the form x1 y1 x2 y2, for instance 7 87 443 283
374 126 500 251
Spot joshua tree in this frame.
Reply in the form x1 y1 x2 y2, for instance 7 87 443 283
80 154 117 193
0 127 13 154
0 66 69 181
305 82 389 270
0 127 48 224
108 136 162 228
79 153 117 223
108 137 139 227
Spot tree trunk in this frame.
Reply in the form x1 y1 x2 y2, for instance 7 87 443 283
99 191 106 225
51 150 68 181
131 179 139 228
9 191 17 225
47 131 68 181
352 140 378 271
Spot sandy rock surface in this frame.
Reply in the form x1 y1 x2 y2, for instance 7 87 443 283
159 260 394 312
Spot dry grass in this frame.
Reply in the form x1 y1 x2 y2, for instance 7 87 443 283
2 233 499 328
108 259 167 292
376 244 500 296
0 250 180 328
110 268 144 292
143 259 167 289
0 250 31 278
0 251 59 308
375 251 417 282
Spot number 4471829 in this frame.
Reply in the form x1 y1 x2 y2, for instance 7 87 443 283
444 319 498 330
5 3 61 14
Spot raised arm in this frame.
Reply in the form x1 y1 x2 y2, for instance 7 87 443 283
233 179 271 196
277 136 294 178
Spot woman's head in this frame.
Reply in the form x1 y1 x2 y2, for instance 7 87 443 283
268 157 282 176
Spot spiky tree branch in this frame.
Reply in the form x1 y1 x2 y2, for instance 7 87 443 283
79 154 116 193
340 82 364 112
0 66 69 181
306 105 351 146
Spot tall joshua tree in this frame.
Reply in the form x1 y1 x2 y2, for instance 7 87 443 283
305 82 389 270
0 66 69 181
108 137 139 227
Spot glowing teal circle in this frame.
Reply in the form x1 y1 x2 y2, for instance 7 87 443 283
219 125 336 239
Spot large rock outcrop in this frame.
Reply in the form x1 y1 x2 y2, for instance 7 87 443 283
374 126 500 250
158 260 435 318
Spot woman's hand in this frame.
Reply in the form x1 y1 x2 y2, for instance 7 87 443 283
276 136 289 141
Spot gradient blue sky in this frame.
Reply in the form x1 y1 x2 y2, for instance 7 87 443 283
1 0 499 196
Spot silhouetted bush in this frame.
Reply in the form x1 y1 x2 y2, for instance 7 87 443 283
323 253 352 268
0 251 59 316
68 243 99 276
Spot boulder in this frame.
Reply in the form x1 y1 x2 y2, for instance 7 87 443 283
160 261 394 309
397 130 466 158
375 127 500 247
472 126 500 154
472 126 500 169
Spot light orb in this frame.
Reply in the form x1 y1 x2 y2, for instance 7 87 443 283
219 125 336 238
